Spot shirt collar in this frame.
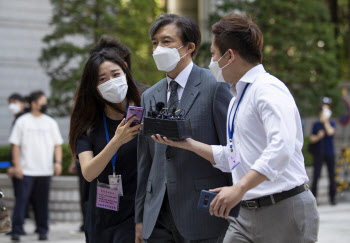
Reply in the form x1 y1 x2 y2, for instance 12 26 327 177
230 64 266 95
166 61 193 89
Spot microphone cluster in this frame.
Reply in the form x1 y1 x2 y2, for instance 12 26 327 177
143 100 192 140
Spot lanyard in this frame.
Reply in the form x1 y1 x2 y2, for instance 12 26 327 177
103 100 129 176
228 83 250 152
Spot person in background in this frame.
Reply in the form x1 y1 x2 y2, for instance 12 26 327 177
152 13 319 243
69 41 142 243
9 90 63 241
6 93 31 236
310 100 337 205
135 14 232 243
7 93 27 125
7 93 27 179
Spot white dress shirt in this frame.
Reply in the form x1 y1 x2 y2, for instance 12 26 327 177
211 64 309 200
166 61 193 102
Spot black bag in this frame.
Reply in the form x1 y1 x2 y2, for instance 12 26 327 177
0 190 12 234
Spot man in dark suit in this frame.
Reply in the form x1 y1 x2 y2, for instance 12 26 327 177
135 14 232 243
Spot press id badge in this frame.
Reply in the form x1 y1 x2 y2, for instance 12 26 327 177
96 182 119 211
109 175 123 196
229 149 241 171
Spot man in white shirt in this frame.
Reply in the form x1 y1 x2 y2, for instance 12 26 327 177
152 14 319 243
9 90 63 241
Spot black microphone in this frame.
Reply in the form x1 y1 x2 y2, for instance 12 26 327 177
148 100 153 117
156 102 165 112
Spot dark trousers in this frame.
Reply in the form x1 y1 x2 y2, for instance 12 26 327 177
77 164 88 230
11 178 26 234
12 176 51 234
145 193 223 243
311 154 336 202
13 177 35 219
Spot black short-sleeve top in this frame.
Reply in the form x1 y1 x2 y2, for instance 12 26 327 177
76 115 137 231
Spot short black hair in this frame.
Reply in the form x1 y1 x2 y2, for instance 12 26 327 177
90 37 133 71
149 14 201 58
8 93 25 103
28 90 45 104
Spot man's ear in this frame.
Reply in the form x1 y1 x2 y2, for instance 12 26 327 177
227 49 235 63
186 42 196 55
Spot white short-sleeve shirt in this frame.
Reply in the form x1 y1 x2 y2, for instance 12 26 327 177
9 113 64 176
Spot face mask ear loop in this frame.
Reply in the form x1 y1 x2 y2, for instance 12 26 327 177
180 52 189 59
177 45 184 50
221 53 235 70
217 51 228 63
178 43 190 59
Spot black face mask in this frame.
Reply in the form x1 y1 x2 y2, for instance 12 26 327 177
40 104 48 113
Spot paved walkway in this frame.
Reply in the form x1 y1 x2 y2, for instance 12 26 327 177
1 203 349 242
317 203 350 243
0 220 85 243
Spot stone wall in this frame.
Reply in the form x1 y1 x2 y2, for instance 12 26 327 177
0 174 82 222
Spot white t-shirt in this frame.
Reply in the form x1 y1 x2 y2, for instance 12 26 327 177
9 113 64 176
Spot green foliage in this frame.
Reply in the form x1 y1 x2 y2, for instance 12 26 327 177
337 0 350 81
61 144 74 175
303 137 313 167
0 145 73 176
40 0 163 116
197 0 341 116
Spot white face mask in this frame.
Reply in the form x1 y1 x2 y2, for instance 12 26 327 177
152 45 188 72
208 51 232 82
8 103 21 115
98 75 128 103
323 107 332 119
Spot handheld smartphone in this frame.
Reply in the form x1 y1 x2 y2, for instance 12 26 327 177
198 190 241 218
126 106 144 127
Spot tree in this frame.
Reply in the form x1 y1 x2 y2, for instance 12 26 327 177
40 0 162 116
200 0 340 116
334 0 350 81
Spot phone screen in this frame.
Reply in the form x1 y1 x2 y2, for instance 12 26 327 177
126 106 144 125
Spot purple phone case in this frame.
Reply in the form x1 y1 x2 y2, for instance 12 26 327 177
126 106 144 124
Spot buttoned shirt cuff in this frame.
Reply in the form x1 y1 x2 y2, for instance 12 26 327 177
251 159 280 182
211 145 230 173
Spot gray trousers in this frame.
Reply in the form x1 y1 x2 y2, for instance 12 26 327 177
222 190 319 243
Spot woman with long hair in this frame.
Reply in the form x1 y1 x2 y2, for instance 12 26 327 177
69 42 141 242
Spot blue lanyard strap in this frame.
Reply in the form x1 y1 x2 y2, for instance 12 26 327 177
103 100 129 175
228 83 250 152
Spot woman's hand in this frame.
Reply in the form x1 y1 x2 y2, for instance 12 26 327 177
151 134 192 150
113 116 142 146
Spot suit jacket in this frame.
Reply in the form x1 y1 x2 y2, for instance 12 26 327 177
135 64 233 240
135 79 150 95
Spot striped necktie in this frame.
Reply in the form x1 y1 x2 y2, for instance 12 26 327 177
168 80 179 112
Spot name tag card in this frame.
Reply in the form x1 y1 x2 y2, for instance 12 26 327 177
96 182 119 211
229 150 241 171
109 175 123 196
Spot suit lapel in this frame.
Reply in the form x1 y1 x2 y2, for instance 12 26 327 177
154 78 168 106
178 64 201 117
